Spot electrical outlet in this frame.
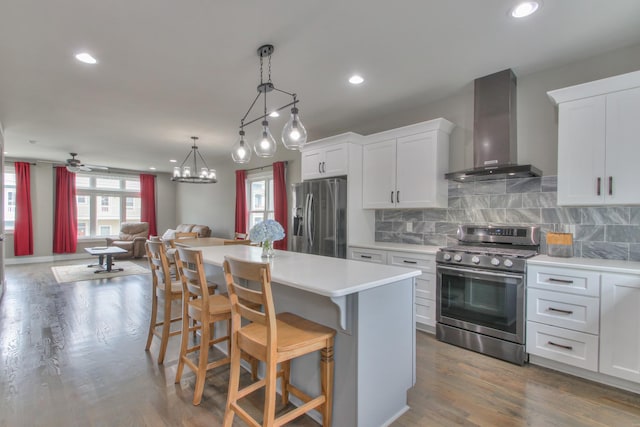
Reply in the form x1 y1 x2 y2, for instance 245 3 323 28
406 222 413 232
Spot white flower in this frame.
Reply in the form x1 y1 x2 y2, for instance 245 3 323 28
249 219 285 243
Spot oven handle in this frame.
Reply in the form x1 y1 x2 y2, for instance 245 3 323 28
437 265 524 281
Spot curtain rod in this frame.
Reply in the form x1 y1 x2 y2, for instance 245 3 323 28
243 160 288 173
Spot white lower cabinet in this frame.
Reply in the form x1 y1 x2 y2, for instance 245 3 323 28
527 260 640 392
349 246 436 332
526 265 600 372
599 273 640 383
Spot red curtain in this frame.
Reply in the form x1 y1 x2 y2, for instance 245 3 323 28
14 162 33 256
235 170 247 236
140 174 157 237
53 167 78 254
273 162 288 250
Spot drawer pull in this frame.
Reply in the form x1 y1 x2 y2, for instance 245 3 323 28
360 255 372 259
547 277 574 284
548 307 574 315
403 260 417 264
548 341 573 351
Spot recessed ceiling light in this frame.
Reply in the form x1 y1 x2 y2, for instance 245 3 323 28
349 75 364 85
510 1 540 18
269 111 280 118
169 159 177 163
75 52 97 64
149 167 156 170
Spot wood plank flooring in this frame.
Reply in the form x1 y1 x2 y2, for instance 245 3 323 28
1 260 639 426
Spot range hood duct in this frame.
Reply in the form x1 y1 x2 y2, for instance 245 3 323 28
445 69 541 182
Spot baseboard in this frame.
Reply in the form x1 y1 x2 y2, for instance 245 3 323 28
5 253 92 265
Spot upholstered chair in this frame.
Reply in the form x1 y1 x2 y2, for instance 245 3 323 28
106 222 149 258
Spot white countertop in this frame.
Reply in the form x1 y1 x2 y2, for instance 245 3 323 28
349 242 440 255
529 255 640 275
198 245 422 298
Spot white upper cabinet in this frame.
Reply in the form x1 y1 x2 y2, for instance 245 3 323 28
301 133 358 180
362 118 454 209
548 70 640 206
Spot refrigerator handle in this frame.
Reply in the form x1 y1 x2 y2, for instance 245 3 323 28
307 193 315 249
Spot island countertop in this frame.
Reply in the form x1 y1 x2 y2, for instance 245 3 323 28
197 244 421 298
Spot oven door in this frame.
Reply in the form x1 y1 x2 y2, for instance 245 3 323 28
436 265 525 344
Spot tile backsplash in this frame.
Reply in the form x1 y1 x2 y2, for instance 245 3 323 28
374 176 640 261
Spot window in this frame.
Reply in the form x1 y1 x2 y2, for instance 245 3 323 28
3 166 16 231
247 172 274 228
75 172 141 238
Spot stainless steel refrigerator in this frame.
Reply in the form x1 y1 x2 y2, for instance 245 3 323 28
290 177 347 258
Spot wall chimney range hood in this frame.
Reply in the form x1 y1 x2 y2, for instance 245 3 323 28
445 69 541 182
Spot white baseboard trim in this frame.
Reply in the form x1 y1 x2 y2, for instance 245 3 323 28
5 253 92 265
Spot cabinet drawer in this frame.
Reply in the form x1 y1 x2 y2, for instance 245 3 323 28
527 289 600 334
526 321 598 371
388 251 435 273
528 265 600 297
416 297 435 327
415 273 436 300
349 247 387 264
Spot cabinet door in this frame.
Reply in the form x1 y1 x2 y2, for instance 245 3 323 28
600 273 640 383
605 86 640 204
557 96 606 206
322 144 348 177
301 149 323 181
395 132 440 208
362 139 396 209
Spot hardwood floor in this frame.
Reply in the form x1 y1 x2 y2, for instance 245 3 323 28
1 260 639 427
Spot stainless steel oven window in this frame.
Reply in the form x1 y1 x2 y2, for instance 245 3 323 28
436 266 525 344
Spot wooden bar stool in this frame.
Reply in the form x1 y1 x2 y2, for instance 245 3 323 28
144 240 185 364
222 256 336 427
174 247 257 406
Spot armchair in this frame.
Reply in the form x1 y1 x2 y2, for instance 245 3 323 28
106 222 149 258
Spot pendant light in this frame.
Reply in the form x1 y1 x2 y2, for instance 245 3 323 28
171 136 217 184
232 44 307 163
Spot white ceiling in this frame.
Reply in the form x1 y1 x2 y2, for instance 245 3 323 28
1 0 640 173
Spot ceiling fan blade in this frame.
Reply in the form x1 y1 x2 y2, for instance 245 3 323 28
84 164 109 170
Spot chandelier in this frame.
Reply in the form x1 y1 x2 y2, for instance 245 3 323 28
231 44 307 164
171 136 217 184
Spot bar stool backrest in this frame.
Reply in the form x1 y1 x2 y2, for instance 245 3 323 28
175 247 209 302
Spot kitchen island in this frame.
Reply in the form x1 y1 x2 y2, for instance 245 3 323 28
196 244 421 427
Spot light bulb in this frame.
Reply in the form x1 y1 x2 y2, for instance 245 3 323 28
254 120 277 157
173 166 181 178
183 166 191 177
200 167 208 178
232 130 252 164
281 107 307 150
209 169 216 180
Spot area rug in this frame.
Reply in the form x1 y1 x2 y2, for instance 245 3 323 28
51 261 149 284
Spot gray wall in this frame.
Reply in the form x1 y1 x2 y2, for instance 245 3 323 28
175 148 301 239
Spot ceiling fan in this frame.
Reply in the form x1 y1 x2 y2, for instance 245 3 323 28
65 153 108 172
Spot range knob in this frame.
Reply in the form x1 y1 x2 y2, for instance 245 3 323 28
471 256 480 264
453 254 462 262
491 258 501 266
443 253 452 261
503 259 513 268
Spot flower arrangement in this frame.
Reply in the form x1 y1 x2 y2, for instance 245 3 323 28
249 219 285 257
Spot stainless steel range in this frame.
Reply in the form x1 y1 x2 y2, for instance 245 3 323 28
436 224 540 365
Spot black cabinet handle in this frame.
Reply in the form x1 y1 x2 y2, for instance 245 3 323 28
391 191 394 204
597 177 601 196
403 260 417 264
548 278 574 284
548 307 574 315
548 341 573 351
322 162 326 173
318 162 322 173
360 255 372 259
609 176 613 196
396 190 400 203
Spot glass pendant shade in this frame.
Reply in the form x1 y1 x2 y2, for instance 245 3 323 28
182 166 191 177
254 120 277 158
281 107 307 150
232 131 252 164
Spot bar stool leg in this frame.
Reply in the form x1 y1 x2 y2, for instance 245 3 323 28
192 320 210 405
321 338 335 427
157 295 172 364
281 360 291 405
263 359 277 427
145 290 158 351
223 338 242 427
174 300 190 383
